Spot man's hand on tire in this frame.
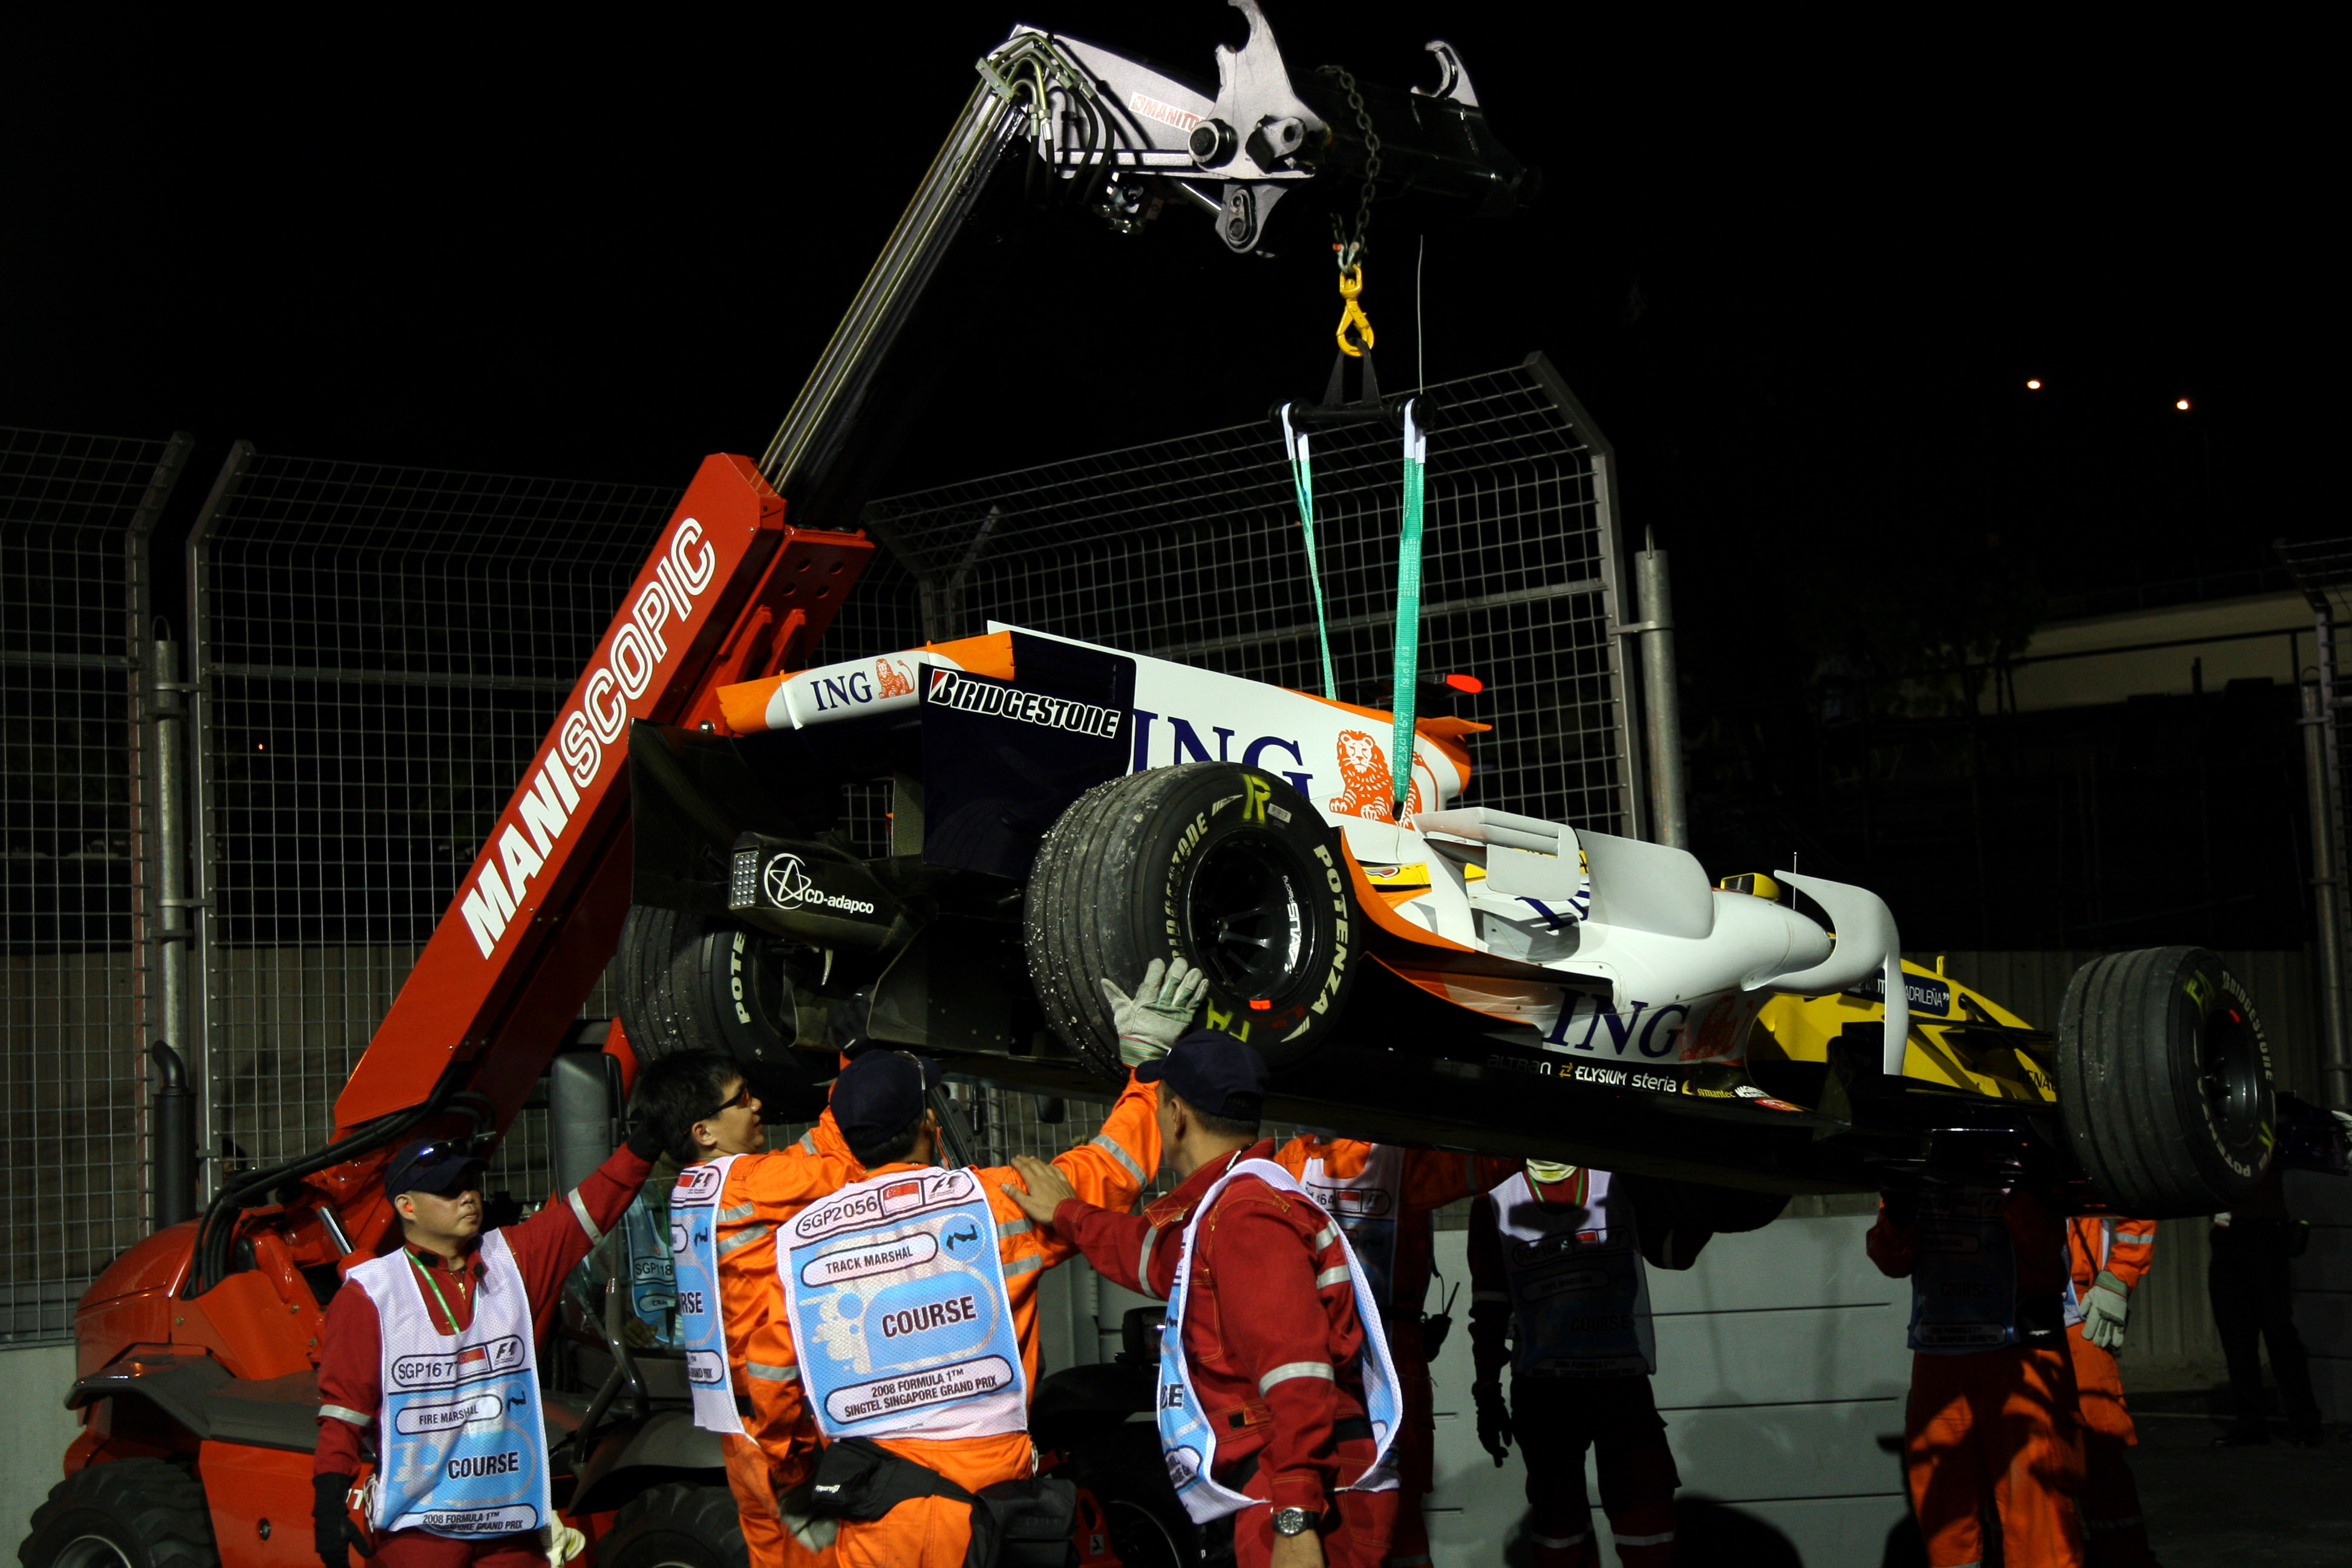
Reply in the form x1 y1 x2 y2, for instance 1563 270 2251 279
312 1474 369 1568
1472 1382 1514 1466
1102 956 1209 1067
2082 1269 2131 1351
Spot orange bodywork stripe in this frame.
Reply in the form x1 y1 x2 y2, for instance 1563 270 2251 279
1341 839 1475 953
714 630 1019 736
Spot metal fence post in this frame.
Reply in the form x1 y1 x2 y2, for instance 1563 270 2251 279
183 440 251 1198
1633 538 1689 850
2301 680 2350 1106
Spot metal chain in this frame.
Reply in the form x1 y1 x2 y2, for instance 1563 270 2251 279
1327 67 1382 269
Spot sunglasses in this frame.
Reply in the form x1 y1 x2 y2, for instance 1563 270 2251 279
707 1083 755 1118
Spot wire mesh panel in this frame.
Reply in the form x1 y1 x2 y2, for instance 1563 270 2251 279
2276 536 2352 1105
855 358 1637 832
189 452 682 1190
1 427 186 1341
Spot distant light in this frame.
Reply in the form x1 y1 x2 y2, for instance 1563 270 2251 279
1443 673 1485 694
2176 399 2192 411
2025 379 2042 390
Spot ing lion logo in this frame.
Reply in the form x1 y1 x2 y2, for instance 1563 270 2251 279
1330 730 1422 821
875 658 914 699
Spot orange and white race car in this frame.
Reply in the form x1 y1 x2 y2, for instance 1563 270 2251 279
624 622 2275 1220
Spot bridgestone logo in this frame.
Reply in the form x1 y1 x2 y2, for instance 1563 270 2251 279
926 669 1122 739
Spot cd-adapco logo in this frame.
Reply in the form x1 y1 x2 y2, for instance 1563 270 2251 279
761 852 876 917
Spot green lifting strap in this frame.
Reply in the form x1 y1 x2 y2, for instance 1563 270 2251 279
1279 403 1341 702
1391 398 1428 815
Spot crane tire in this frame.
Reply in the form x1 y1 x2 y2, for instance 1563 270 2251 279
599 1484 747 1568
1025 762 1359 1082
2057 946 2275 1217
19 1459 218 1568
615 904 831 1119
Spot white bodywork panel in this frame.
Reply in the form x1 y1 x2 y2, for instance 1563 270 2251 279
754 625 1906 1065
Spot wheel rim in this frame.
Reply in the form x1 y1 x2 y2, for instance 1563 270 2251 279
1185 834 1308 996
2194 992 2266 1149
53 1537 134 1568
1105 1500 1186 1568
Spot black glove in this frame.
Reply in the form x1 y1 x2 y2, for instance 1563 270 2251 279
1472 1382 1514 1467
312 1474 367 1568
626 1117 668 1163
1881 1189 1921 1227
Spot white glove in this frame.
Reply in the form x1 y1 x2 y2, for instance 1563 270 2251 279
1101 956 1209 1066
2082 1269 2129 1351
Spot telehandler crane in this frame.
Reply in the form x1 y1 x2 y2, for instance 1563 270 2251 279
28 8 1531 1568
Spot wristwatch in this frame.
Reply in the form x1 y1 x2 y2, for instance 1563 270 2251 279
1270 1507 1315 1538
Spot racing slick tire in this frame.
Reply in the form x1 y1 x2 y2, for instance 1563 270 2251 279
599 1483 748 1568
1026 762 1360 1080
2057 946 2275 1217
19 1458 218 1568
616 904 832 1119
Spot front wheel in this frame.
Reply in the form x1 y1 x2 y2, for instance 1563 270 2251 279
2057 946 2275 1216
19 1460 218 1568
1026 762 1360 1080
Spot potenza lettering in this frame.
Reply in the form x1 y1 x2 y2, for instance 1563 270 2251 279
460 517 718 956
925 669 1123 739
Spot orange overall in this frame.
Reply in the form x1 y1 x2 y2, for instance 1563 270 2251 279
1272 1138 1515 1568
2065 1215 2157 1566
711 1111 864 1568
1869 1191 2086 1568
825 1074 1162 1568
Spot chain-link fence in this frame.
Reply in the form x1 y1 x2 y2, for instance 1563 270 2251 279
1 427 192 1341
2275 537 2352 1108
848 356 1642 837
186 447 684 1200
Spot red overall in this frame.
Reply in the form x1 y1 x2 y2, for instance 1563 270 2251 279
1272 1139 1516 1568
1057 1141 1400 1568
314 1146 653 1568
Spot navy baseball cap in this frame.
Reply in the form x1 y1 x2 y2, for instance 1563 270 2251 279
831 1050 942 1150
1136 1030 1267 1122
384 1137 489 1199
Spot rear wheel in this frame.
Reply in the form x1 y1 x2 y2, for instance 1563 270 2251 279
616 906 832 1119
19 1460 217 1568
599 1483 746 1568
1025 762 1359 1079
2057 946 2274 1215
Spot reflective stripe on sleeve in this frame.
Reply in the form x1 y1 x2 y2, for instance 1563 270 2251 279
716 1222 773 1259
718 1202 756 1224
1613 1532 1676 1547
996 1217 1034 1240
1137 1224 1162 1297
1089 1133 1146 1186
1530 1532 1589 1550
1258 1361 1335 1394
746 1362 801 1383
1003 1253 1044 1278
797 1131 818 1155
318 1403 372 1427
1315 1264 1353 1290
567 1187 605 1247
1313 1224 1339 1252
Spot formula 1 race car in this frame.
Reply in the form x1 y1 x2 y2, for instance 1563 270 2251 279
620 622 2275 1218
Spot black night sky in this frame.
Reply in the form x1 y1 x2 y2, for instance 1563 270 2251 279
6 6 2331 946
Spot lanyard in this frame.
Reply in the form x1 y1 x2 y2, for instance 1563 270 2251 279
407 1249 472 1330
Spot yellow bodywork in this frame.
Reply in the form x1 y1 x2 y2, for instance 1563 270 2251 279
1753 956 2059 1104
